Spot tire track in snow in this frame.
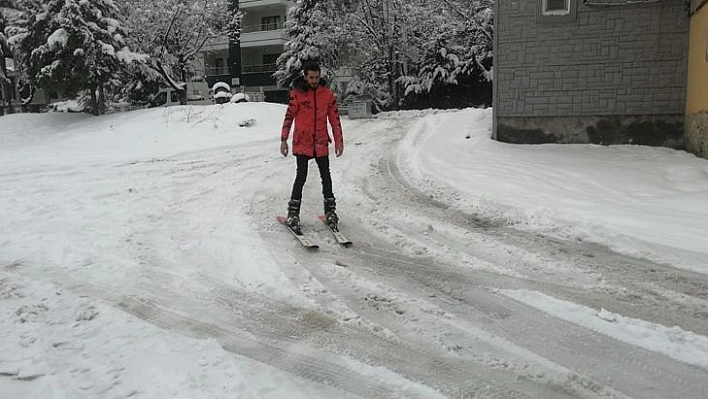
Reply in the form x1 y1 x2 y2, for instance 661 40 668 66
327 243 708 399
383 143 708 335
309 113 708 398
6 261 441 399
284 248 630 399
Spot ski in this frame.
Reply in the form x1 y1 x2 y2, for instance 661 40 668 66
318 215 352 247
277 216 319 249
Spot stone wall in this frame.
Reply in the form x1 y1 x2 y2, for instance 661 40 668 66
686 112 708 157
493 0 689 147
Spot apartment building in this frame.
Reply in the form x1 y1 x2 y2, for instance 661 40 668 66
196 0 293 103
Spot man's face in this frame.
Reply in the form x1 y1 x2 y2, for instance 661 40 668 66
305 70 321 89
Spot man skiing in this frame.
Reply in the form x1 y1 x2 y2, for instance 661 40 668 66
280 62 344 234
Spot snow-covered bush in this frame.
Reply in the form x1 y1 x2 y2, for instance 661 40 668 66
230 93 250 103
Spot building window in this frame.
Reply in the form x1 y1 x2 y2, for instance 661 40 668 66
261 16 281 31
262 54 278 65
215 58 224 74
537 0 576 22
542 0 570 15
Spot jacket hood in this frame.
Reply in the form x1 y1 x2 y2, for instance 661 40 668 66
291 75 329 91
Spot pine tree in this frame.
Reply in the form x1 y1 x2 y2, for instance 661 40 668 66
401 0 493 103
438 0 493 81
9 0 143 115
273 0 344 89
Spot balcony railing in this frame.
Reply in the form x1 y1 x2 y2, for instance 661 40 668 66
241 21 284 33
205 67 230 76
239 0 291 9
243 63 277 74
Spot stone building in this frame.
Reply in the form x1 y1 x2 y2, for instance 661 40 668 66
493 0 691 150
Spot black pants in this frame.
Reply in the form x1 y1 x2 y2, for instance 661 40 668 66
290 155 333 201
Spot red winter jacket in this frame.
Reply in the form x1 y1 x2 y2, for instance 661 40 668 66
281 78 343 158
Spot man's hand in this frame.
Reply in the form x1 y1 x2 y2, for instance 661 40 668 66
280 141 289 157
335 144 344 157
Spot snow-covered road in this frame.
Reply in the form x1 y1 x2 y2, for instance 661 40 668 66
1 104 707 398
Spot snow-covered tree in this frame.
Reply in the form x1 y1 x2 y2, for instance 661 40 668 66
0 0 22 113
123 0 241 105
1 11 12 111
340 0 493 110
273 0 347 89
337 0 429 109
398 0 493 109
409 0 493 87
8 0 144 115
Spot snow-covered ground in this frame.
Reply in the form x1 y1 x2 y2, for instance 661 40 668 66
1 103 707 398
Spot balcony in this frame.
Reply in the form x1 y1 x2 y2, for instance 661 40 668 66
202 37 229 52
242 21 283 33
241 31 285 47
240 63 278 86
204 67 231 76
243 63 277 74
239 0 291 9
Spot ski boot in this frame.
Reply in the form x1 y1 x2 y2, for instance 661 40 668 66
323 197 338 230
286 199 302 235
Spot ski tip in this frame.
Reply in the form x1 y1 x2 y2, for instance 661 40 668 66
276 216 286 224
317 214 326 222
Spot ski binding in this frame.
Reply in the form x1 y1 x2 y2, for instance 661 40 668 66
318 215 352 246
277 216 319 249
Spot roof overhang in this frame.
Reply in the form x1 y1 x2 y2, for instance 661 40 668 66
690 0 708 14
